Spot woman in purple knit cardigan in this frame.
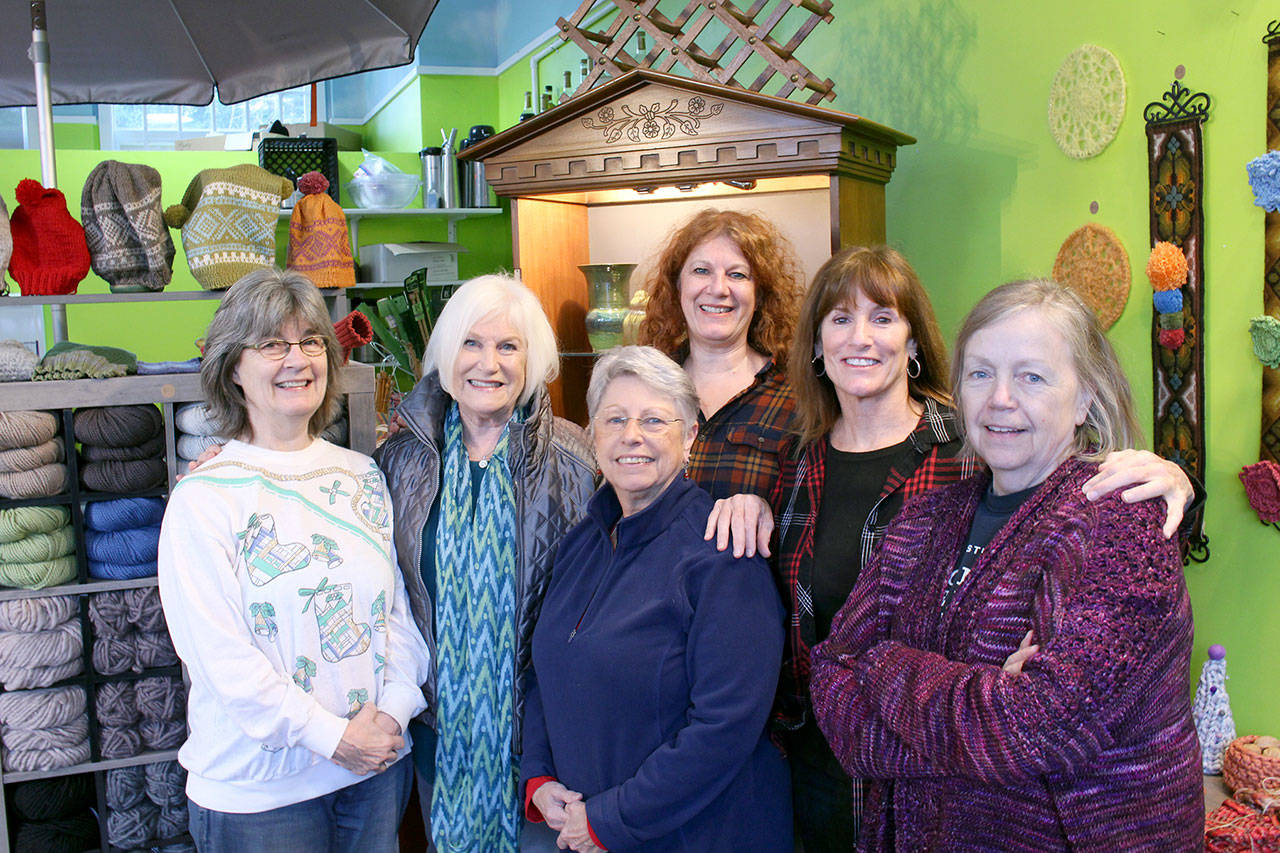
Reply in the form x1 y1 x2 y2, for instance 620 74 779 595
809 279 1203 852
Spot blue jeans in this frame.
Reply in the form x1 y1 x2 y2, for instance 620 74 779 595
189 757 412 853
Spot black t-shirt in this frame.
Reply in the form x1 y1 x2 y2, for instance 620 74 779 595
811 438 917 641
939 482 1038 613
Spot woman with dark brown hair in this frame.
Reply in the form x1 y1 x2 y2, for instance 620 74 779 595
710 246 1195 851
638 208 804 500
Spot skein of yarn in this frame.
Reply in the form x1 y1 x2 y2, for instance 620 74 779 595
106 760 187 849
13 810 99 852
84 496 165 531
0 525 75 562
0 505 69 543
174 402 218 436
80 457 166 492
10 773 94 820
0 618 82 689
0 594 77 631
86 526 159 564
0 685 91 771
0 553 77 589
0 411 57 450
80 431 165 462
72 405 162 448
0 436 63 473
0 462 68 499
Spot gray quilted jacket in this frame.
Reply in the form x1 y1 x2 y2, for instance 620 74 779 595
373 372 596 752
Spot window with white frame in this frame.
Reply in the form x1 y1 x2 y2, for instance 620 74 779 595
101 85 320 150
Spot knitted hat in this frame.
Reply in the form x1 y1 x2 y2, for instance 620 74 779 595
287 172 355 289
81 161 175 293
0 194 11 288
0 339 39 382
164 164 292 291
8 180 91 296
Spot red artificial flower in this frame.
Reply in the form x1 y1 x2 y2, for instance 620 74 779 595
1239 460 1280 524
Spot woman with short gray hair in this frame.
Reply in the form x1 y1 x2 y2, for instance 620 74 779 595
159 268 431 852
520 346 791 852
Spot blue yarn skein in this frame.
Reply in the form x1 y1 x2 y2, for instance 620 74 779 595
85 526 159 564
84 497 165 532
88 559 157 581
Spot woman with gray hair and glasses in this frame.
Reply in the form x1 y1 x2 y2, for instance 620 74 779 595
519 345 791 853
158 269 431 852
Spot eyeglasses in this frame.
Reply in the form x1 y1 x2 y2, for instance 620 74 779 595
595 415 684 435
249 336 327 360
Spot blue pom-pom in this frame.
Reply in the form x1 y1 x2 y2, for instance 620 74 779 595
1152 289 1183 314
1247 150 1280 212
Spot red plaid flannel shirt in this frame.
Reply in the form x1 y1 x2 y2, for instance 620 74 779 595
768 399 978 728
688 360 797 501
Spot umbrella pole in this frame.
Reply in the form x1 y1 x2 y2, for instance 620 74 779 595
29 0 69 343
29 1 56 187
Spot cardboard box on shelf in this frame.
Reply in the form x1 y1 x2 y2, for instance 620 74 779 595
283 122 363 151
359 242 466 285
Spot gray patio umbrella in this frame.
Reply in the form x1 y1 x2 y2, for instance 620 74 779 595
1 0 440 184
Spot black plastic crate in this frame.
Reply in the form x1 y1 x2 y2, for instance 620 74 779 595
258 137 340 204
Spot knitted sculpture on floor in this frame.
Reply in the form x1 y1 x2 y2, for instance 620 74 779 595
1194 644 1237 774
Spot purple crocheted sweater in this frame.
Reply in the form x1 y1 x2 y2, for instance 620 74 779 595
810 458 1203 852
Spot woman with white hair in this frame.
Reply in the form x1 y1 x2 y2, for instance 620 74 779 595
375 274 596 852
519 346 790 853
809 279 1202 850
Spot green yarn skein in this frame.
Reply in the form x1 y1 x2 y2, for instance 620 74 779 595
1250 315 1280 369
0 526 74 562
0 555 76 589
0 506 70 543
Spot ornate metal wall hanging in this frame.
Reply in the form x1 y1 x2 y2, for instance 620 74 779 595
557 0 836 105
1261 22 1280 465
1144 80 1211 561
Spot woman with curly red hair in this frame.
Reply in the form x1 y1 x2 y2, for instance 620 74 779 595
638 208 804 500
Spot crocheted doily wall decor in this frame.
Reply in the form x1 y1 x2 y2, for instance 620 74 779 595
1052 223 1131 329
1048 44 1126 159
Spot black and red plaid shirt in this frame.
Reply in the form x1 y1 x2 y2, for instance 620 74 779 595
688 360 797 501
769 398 978 728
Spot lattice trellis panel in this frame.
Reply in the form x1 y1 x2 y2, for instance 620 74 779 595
557 0 836 105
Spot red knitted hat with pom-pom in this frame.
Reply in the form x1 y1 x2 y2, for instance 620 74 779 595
9 179 91 295
287 171 355 289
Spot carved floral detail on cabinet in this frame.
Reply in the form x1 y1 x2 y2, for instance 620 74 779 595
581 97 724 142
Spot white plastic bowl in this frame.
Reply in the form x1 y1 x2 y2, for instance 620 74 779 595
346 174 421 209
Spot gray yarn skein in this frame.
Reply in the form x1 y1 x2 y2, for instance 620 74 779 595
106 764 146 809
136 631 177 668
106 798 158 848
126 587 167 632
176 432 224 460
174 402 218 435
140 718 186 750
3 734 90 772
89 590 132 636
0 684 85 727
157 801 189 838
145 760 187 806
93 635 136 675
0 594 76 631
99 724 142 759
136 675 184 720
0 619 83 690
95 680 139 726
3 714 88 750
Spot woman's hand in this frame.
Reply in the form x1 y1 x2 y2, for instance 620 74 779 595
331 702 402 775
177 442 224 480
703 493 774 558
1002 630 1039 676
1082 449 1193 539
532 780 583 831
557 800 604 852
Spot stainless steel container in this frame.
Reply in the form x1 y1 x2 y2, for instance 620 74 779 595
419 146 443 208
439 128 459 209
458 125 497 208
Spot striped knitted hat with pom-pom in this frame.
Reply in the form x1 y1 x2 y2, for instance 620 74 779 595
287 171 355 290
164 164 292 291
8 179 90 296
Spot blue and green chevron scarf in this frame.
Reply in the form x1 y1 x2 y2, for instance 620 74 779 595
431 402 519 852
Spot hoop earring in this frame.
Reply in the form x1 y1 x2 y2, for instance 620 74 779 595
811 352 826 378
906 356 922 379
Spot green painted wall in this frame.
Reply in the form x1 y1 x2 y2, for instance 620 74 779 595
491 1 1280 732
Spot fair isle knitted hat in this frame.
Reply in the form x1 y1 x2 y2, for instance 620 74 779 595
287 172 355 290
164 164 292 291
81 161 175 293
8 179 91 296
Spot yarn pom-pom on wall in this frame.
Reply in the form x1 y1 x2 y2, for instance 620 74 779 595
1052 223 1131 328
1146 241 1188 291
1048 44 1126 159
1247 149 1280 211
1250 315 1280 368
